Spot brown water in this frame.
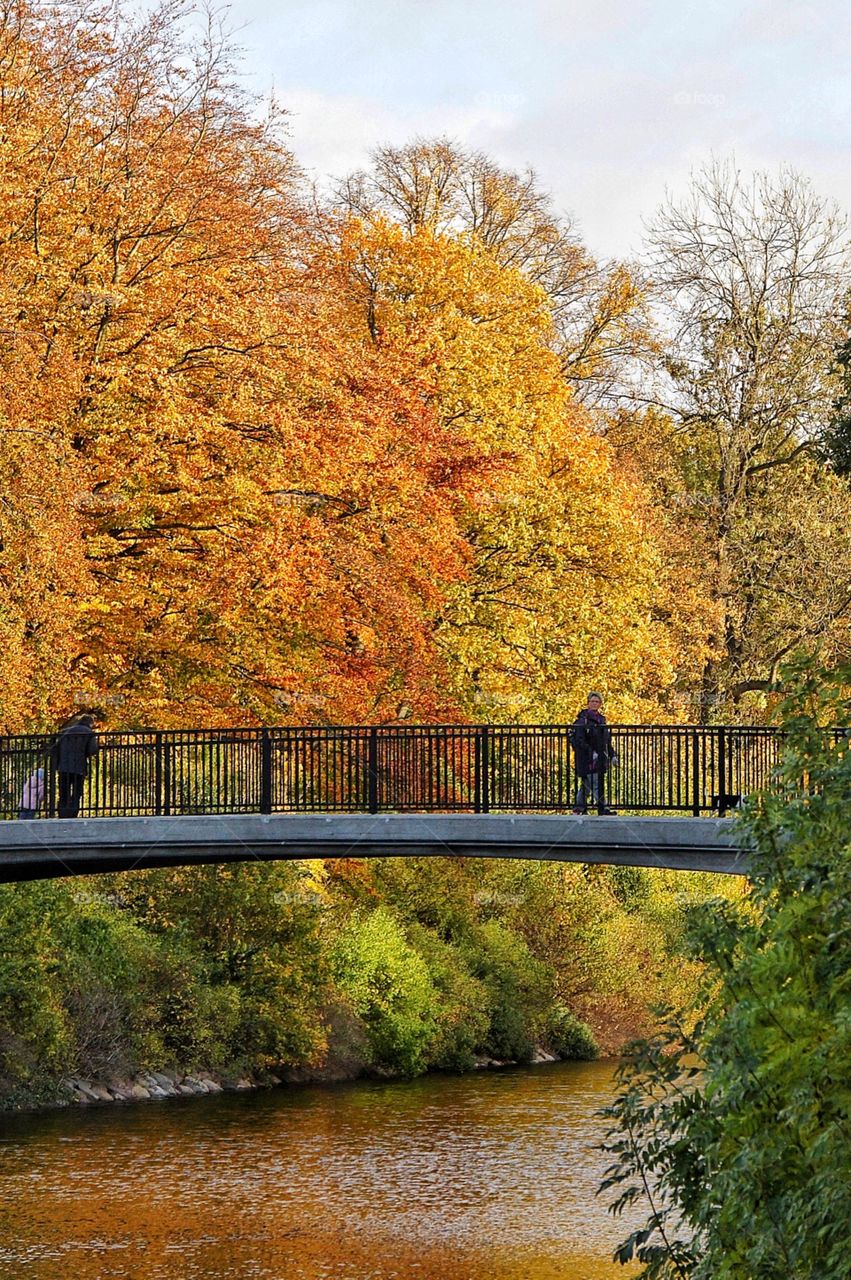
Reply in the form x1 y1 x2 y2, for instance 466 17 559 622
0 1061 641 1280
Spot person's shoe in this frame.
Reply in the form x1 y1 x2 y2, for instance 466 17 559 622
599 807 618 816
572 807 587 815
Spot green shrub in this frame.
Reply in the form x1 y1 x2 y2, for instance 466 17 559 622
545 1004 598 1060
407 924 490 1071
606 865 652 912
462 919 554 1063
52 889 190 1074
116 864 331 1070
0 883 71 1081
602 660 851 1280
330 907 437 1076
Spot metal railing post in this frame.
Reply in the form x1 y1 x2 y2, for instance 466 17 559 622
46 757 57 819
154 732 163 816
43 732 57 819
162 734 171 816
367 726 379 814
717 727 727 816
473 728 482 813
260 729 273 814
692 729 700 816
479 725 490 814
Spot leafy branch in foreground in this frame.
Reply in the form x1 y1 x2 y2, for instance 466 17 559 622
599 657 851 1280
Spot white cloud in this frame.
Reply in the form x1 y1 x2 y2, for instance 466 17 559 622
280 87 524 190
236 0 851 260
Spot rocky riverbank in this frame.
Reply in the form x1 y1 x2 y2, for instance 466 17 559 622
60 1068 268 1105
44 1047 563 1112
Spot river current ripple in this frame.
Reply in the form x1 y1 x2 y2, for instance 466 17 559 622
0 1061 641 1280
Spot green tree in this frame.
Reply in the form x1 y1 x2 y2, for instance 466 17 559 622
119 864 329 1068
330 907 438 1076
824 326 851 476
601 659 851 1279
0 883 71 1085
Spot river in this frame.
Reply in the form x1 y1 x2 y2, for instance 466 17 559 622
0 1061 642 1280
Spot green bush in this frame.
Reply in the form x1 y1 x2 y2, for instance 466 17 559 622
606 865 652 913
330 907 437 1076
407 924 490 1071
116 864 331 1070
368 856 485 939
0 883 71 1082
462 919 554 1063
153 969 242 1070
545 1004 598 1060
51 888 203 1074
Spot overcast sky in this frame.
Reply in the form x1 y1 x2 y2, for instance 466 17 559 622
227 0 851 261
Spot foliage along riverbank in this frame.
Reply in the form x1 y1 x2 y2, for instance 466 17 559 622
0 851 735 1112
601 664 851 1280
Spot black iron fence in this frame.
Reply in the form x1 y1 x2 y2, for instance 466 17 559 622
0 722 834 821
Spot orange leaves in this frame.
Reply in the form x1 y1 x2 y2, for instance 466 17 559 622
331 215 677 722
0 4 696 732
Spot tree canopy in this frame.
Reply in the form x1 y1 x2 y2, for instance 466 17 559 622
1 2 850 732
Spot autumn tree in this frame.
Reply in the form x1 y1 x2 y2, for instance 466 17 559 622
823 319 851 476
332 215 678 720
0 0 491 727
0 0 95 727
605 408 723 717
642 161 851 717
338 137 651 406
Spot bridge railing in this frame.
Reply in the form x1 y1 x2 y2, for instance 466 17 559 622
0 722 834 820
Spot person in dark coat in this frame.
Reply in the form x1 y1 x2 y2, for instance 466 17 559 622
50 714 99 818
570 692 618 814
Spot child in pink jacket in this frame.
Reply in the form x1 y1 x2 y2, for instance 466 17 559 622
19 768 45 819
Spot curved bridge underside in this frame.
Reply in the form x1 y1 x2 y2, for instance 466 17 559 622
0 813 750 882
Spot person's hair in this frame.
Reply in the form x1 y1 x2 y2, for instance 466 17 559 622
76 713 95 727
587 691 603 702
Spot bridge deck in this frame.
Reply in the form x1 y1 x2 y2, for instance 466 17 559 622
0 813 749 882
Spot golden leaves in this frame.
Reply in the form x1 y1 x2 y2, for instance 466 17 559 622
0 2 706 731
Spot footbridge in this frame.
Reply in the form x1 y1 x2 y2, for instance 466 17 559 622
0 813 748 882
0 719 794 881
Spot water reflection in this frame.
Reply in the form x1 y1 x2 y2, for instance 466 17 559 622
0 1061 640 1279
